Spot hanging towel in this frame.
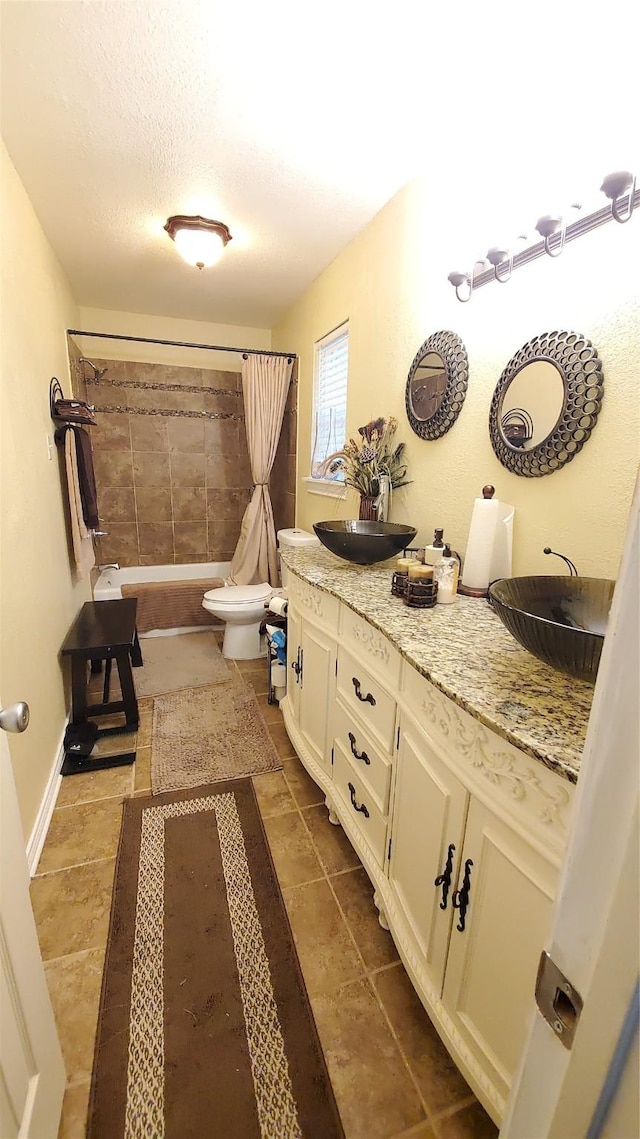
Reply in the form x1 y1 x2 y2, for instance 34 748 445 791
64 429 95 579
72 426 99 529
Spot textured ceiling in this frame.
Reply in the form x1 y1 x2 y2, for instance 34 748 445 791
1 1 637 329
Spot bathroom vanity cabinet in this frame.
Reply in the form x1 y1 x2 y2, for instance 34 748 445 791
281 559 584 1125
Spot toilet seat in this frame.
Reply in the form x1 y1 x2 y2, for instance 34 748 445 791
203 583 271 607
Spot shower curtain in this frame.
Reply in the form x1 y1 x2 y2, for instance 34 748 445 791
229 354 293 585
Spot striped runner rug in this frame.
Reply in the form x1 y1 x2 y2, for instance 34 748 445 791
87 780 344 1139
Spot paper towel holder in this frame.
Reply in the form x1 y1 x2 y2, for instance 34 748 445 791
459 486 493 597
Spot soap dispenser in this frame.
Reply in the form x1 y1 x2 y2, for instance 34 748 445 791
424 528 446 567
435 544 460 603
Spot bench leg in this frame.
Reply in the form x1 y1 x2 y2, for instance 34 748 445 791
102 658 112 705
70 658 88 725
130 627 143 668
115 650 138 729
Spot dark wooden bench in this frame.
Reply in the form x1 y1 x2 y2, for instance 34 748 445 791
60 598 143 775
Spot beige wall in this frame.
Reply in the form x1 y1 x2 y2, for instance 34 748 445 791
273 176 640 580
0 140 90 839
77 307 272 371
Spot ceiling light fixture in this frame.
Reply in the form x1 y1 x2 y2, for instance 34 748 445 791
164 215 232 270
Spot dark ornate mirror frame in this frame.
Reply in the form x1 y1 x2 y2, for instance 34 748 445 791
405 330 469 440
489 330 604 477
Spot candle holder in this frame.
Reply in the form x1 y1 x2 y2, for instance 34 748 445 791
405 579 439 608
391 571 409 598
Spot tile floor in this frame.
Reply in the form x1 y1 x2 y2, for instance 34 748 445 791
31 646 498 1139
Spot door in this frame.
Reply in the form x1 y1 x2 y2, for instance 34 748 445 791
389 718 468 996
298 620 336 775
502 478 639 1139
285 604 302 723
442 795 557 1105
0 707 66 1138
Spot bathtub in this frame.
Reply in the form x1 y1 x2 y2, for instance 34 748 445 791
93 561 230 636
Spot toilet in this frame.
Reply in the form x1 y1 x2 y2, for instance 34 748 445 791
202 527 319 660
276 526 320 587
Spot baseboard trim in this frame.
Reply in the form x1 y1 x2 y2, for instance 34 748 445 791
26 718 68 877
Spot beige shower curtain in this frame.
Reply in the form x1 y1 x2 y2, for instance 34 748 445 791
229 353 293 585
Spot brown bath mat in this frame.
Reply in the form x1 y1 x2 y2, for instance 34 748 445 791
135 631 230 697
122 577 223 634
151 677 282 793
87 780 344 1138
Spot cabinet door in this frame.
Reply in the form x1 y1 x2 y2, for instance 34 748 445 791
443 796 556 1103
299 621 336 775
389 719 469 997
286 605 302 722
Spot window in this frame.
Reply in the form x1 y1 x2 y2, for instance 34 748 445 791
310 322 348 482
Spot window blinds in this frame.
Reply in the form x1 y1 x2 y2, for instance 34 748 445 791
311 326 348 478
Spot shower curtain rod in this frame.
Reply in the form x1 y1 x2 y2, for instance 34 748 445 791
67 329 296 362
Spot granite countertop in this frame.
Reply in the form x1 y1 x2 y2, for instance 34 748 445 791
282 547 595 784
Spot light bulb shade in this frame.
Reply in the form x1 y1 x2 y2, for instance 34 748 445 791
164 215 232 269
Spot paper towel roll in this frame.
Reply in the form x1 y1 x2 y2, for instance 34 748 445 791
268 595 288 617
461 494 514 592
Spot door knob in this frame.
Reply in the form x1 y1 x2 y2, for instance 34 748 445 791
0 702 30 733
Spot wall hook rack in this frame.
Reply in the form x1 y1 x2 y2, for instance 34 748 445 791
49 375 97 437
448 172 638 302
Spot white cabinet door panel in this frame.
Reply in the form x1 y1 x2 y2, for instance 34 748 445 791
299 621 336 775
443 797 556 1102
389 720 469 997
286 605 302 723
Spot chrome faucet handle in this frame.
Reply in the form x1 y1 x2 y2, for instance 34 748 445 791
90 529 109 539
98 562 120 571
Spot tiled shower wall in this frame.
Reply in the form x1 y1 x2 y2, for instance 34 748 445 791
68 345 296 567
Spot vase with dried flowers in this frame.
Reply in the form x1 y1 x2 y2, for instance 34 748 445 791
320 417 410 520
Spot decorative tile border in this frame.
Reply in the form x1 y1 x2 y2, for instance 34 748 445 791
95 405 244 421
87 376 241 397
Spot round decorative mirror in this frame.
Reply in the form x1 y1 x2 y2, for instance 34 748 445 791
489 331 604 476
406 330 468 440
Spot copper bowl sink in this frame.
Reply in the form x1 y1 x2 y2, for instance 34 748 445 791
488 576 615 683
313 520 417 565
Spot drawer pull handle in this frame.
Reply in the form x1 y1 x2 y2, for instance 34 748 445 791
452 858 473 932
352 677 376 706
347 781 370 818
434 843 456 910
348 732 371 765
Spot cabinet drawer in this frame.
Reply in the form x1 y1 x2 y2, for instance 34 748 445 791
333 740 387 868
339 604 402 688
337 648 397 755
288 575 340 633
333 699 392 816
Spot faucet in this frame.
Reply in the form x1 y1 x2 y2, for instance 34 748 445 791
543 548 578 576
98 562 120 572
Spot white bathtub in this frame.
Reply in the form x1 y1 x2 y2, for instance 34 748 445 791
93 561 230 636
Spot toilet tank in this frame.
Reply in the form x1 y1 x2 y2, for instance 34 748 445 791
277 528 319 586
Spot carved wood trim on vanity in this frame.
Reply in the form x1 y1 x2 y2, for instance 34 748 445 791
292 578 325 617
350 620 392 664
